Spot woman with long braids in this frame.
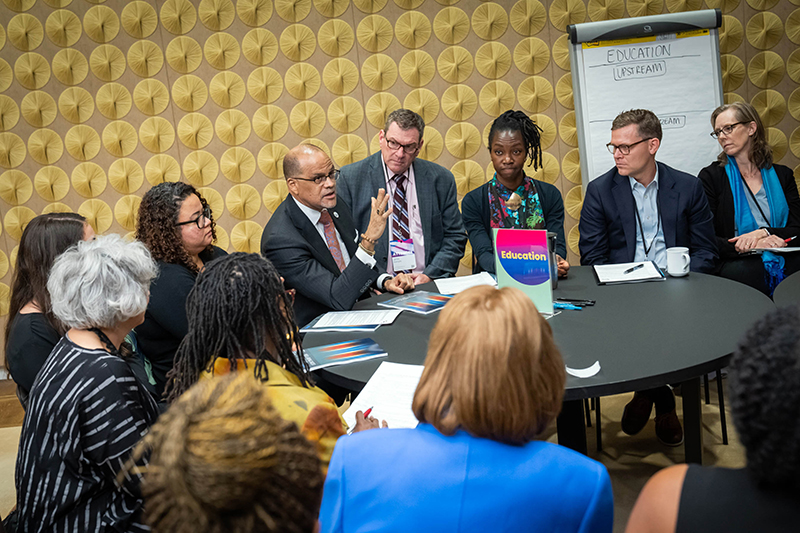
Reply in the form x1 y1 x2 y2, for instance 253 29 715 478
165 253 380 469
4 213 94 408
462 110 569 276
136 182 227 398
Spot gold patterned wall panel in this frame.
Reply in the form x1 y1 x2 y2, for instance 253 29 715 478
0 0 799 322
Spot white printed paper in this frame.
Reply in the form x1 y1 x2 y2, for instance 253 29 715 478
301 309 402 332
344 362 425 430
433 272 497 295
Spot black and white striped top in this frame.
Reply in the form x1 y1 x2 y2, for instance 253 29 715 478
15 335 159 533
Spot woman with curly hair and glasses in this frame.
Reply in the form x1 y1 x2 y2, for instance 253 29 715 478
136 182 227 398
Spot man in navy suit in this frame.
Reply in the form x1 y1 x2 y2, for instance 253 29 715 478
579 109 718 447
338 109 466 285
261 144 414 328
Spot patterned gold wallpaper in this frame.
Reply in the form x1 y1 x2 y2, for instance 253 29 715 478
0 0 799 321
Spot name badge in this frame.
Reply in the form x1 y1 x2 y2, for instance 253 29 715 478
390 239 416 271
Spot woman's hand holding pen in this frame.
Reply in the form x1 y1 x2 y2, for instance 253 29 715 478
352 409 388 432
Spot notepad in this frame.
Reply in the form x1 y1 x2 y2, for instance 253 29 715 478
343 362 424 430
593 261 665 284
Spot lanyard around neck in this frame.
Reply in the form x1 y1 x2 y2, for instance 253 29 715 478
740 172 770 226
634 198 661 257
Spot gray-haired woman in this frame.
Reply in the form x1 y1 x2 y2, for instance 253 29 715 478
14 234 159 533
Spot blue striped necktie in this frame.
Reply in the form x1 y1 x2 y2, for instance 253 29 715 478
392 174 410 241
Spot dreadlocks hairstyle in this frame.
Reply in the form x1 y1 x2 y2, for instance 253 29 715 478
166 253 307 402
132 372 324 533
487 110 544 170
4 213 87 356
136 182 216 273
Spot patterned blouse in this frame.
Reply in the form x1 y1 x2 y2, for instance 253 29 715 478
16 335 159 533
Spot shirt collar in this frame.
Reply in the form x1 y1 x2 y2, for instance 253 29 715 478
629 165 660 192
291 194 324 226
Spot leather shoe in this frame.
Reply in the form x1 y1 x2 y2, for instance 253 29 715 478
655 409 684 446
621 393 654 435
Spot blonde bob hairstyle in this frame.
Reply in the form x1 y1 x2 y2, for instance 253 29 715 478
412 286 566 445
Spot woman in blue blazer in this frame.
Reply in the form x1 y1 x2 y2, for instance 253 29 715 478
462 110 569 276
319 286 614 533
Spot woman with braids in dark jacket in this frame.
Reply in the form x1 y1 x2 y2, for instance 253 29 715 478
165 253 381 471
135 182 227 398
462 110 569 276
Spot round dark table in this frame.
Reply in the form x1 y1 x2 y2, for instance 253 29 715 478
773 269 800 307
305 267 774 463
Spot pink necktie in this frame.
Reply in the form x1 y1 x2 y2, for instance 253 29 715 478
319 210 346 272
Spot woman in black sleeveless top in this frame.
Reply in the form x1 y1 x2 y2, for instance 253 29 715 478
625 305 800 532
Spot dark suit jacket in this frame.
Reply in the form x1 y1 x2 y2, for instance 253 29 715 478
579 162 718 273
462 179 567 274
337 152 467 278
699 161 800 261
261 196 379 328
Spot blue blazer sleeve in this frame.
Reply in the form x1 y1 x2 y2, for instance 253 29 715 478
319 440 346 533
577 464 614 533
578 179 611 266
684 174 718 274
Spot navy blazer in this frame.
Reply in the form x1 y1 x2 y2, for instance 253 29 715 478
260 196 378 328
579 162 718 273
462 179 567 274
699 161 800 261
337 152 467 278
319 423 614 533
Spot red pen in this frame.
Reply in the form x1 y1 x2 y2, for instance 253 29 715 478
785 236 797 243
363 407 373 418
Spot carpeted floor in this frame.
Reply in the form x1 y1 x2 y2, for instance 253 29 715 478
0 379 742 532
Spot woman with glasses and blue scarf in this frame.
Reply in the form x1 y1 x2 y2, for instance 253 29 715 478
699 102 800 296
135 182 228 399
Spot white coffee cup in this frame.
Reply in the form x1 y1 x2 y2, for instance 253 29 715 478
666 247 690 277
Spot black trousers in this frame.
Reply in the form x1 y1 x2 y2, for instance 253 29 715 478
719 254 800 297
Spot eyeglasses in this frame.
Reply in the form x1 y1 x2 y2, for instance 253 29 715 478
385 137 420 154
176 206 212 229
710 122 744 139
606 138 653 155
293 168 340 185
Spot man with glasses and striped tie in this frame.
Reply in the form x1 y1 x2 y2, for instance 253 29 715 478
261 143 415 328
338 109 467 285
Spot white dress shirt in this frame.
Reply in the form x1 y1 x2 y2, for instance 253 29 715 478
629 167 667 269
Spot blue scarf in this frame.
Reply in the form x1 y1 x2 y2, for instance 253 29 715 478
725 156 789 294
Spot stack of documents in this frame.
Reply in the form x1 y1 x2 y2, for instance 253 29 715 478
300 309 403 333
344 362 424 430
593 261 665 284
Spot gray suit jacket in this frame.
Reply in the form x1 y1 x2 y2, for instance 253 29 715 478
261 196 378 328
338 152 467 278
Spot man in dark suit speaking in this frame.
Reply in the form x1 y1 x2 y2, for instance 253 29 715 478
579 109 718 447
338 109 466 285
261 144 414 328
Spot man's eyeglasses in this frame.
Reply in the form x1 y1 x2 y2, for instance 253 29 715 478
293 168 340 185
606 138 653 155
176 206 212 229
385 137 420 154
710 122 744 139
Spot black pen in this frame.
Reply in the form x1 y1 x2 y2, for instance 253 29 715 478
556 298 596 306
623 263 644 274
